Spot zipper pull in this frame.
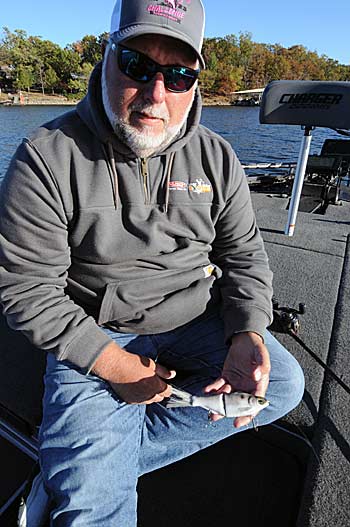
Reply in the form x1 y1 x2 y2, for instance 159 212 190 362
140 158 150 204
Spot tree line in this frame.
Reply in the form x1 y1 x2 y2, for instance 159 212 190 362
0 28 107 99
201 33 350 96
1 27 349 99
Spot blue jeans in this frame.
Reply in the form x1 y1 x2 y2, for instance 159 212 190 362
39 312 304 526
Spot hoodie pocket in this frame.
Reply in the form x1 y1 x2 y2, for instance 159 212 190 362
97 265 219 327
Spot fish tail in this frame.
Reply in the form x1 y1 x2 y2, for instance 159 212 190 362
165 386 194 408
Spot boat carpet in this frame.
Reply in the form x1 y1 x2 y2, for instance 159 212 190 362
253 193 348 433
252 193 350 527
296 233 350 527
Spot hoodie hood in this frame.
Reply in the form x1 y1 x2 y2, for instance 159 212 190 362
77 61 202 159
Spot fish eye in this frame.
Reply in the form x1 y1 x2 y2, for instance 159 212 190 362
257 398 266 405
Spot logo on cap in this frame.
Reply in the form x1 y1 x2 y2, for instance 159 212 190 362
148 0 192 23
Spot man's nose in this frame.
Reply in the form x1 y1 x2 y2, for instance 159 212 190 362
143 72 166 104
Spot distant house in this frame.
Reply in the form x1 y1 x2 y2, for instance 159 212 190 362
0 65 14 92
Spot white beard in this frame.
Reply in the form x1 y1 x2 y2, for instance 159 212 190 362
101 49 195 158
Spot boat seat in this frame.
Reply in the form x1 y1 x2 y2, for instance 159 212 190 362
321 138 350 156
306 154 342 174
320 139 350 178
0 312 45 429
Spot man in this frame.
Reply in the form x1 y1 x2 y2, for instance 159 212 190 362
0 0 304 524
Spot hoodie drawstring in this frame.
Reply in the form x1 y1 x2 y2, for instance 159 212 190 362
164 151 175 214
107 143 119 209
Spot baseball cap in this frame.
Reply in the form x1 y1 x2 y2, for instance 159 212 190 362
110 0 206 68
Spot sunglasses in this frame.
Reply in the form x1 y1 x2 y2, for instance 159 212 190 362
111 42 200 93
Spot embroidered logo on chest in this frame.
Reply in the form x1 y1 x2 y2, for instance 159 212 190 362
189 178 212 194
169 181 188 191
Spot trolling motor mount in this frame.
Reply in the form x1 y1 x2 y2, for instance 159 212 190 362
271 299 306 334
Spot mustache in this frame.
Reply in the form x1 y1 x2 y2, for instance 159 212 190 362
129 103 170 122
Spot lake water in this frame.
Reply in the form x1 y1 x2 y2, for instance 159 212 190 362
0 104 341 182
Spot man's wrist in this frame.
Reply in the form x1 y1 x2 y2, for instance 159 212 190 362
91 341 127 382
230 331 264 345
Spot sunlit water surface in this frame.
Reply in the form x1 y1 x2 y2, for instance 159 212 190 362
0 104 341 182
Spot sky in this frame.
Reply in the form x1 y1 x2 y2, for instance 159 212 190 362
0 0 349 65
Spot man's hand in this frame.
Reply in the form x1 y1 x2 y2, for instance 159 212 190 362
204 332 270 428
92 341 176 404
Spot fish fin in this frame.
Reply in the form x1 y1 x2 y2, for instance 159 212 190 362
165 386 193 408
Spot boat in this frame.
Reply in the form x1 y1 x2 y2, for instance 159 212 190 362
0 80 349 526
231 88 264 106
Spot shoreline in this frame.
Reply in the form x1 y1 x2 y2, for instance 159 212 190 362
0 102 77 107
0 94 233 107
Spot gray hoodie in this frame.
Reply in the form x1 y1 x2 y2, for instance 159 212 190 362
0 63 273 373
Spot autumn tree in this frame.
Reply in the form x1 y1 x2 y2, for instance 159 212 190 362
1 27 349 98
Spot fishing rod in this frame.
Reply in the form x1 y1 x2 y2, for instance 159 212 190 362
289 330 350 397
332 128 350 137
272 300 350 397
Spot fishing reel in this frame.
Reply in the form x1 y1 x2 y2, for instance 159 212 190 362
270 298 306 334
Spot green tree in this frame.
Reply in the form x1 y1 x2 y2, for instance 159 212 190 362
57 48 81 92
1 27 34 70
238 31 254 70
68 32 106 67
199 69 216 94
67 62 93 98
79 35 102 66
1 28 44 91
214 64 243 94
14 64 34 91
43 65 59 93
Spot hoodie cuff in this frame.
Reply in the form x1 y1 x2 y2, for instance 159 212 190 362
61 318 113 374
223 306 272 344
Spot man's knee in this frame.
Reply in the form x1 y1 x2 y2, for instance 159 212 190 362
284 353 305 410
265 331 305 414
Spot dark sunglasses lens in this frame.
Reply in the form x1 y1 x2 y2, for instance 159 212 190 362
118 48 154 82
118 47 198 92
165 67 197 92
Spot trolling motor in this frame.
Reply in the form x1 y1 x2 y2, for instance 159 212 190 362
271 298 306 334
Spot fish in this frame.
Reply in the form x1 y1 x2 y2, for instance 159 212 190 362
165 386 269 418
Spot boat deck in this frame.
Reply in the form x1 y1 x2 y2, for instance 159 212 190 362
252 191 350 526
